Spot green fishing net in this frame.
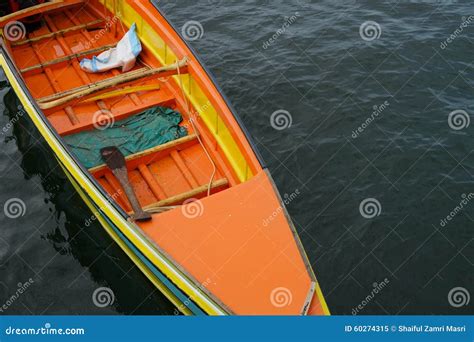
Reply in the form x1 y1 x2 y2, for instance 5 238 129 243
64 106 187 169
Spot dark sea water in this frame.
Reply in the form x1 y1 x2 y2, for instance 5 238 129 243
0 1 473 315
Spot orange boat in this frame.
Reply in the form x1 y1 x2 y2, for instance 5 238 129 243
0 0 329 315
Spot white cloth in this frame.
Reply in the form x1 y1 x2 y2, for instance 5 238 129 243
80 23 142 73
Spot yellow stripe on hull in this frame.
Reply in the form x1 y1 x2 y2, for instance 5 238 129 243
58 159 193 315
101 0 252 182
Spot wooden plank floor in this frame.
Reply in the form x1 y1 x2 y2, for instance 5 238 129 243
93 143 227 212
11 6 175 136
7 2 234 211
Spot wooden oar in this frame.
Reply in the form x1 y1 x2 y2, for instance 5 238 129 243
37 67 149 103
79 84 161 104
20 44 116 73
100 146 151 222
12 19 104 46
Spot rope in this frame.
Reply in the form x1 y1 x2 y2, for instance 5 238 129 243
176 59 216 197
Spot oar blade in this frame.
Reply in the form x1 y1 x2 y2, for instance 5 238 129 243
100 146 125 170
100 146 152 222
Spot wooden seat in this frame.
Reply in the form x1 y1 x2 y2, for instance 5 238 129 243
91 137 226 213
132 178 229 215
37 59 187 110
48 82 176 136
0 0 86 26
12 19 104 46
20 44 116 73
89 134 198 176
37 67 150 104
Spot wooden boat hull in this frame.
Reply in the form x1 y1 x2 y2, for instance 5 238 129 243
0 0 329 315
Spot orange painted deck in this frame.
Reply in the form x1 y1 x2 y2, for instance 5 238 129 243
2 0 327 315
140 170 314 315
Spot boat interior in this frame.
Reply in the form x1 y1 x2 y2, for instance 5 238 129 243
5 1 240 213
1 0 326 315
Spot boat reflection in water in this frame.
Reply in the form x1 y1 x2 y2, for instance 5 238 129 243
1 81 177 314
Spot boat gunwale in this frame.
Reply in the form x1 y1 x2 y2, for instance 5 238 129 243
141 1 330 315
147 0 266 170
140 0 330 315
127 0 263 180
